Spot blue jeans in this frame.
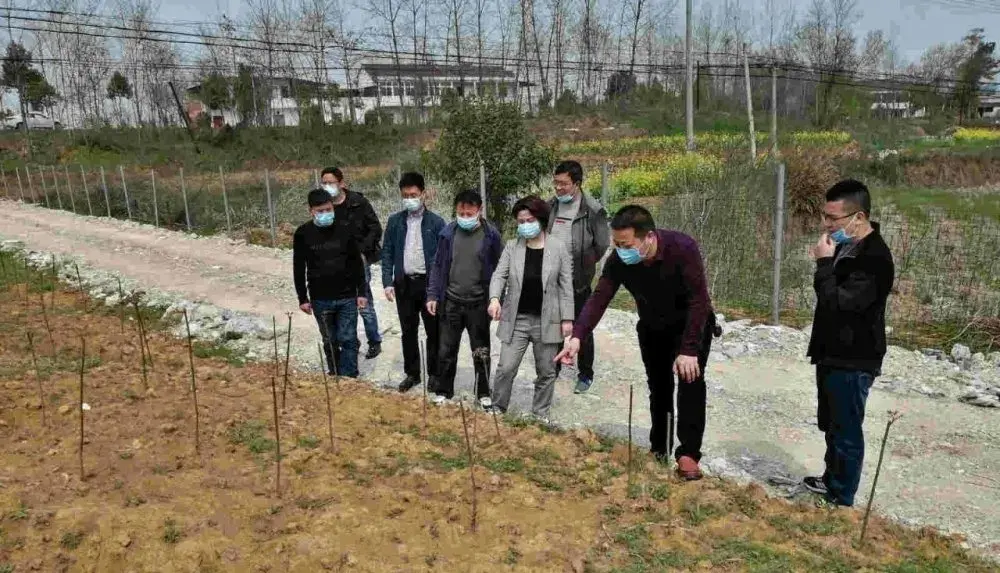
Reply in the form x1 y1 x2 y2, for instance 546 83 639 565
313 298 360 378
816 366 874 506
360 265 382 345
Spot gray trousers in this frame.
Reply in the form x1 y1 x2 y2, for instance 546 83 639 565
491 313 560 418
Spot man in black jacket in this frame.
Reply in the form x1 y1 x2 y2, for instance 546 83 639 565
322 167 384 360
294 189 368 378
804 179 894 507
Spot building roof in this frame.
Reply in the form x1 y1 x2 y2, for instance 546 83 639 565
361 62 515 79
186 76 328 94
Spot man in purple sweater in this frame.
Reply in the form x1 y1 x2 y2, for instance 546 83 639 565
555 205 716 480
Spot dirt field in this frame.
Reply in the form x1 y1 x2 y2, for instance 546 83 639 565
0 252 995 572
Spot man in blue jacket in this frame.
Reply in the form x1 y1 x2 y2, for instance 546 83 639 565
381 172 446 393
426 189 504 406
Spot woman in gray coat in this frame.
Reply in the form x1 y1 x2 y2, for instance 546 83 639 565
487 196 575 420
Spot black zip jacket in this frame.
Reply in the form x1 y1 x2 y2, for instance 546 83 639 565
293 218 367 304
807 222 895 376
332 188 383 262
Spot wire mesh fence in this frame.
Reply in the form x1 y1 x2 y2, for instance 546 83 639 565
2 161 997 350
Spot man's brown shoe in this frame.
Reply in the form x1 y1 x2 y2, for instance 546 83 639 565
676 456 703 481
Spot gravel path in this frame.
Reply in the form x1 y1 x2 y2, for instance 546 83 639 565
2 199 998 557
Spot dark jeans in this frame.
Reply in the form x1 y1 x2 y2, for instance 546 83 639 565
556 286 595 381
816 366 874 507
433 297 491 399
637 321 713 461
395 274 439 379
360 264 382 345
313 298 360 378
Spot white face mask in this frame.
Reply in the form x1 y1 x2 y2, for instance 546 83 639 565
323 183 340 198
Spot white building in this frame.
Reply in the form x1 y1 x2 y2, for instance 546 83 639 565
979 95 1000 120
870 91 926 119
185 77 341 128
340 62 534 124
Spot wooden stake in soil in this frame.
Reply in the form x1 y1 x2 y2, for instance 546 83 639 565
132 296 154 369
458 401 479 533
79 165 93 217
27 332 47 427
281 312 292 408
51 165 64 210
74 263 87 313
627 384 634 485
64 165 77 214
271 316 280 376
859 411 902 545
116 278 125 333
270 374 282 498
319 342 334 451
78 337 86 481
183 309 202 455
667 411 674 467
131 298 149 389
420 338 428 430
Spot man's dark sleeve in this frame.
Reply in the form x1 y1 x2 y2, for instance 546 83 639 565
571 258 623 340
352 238 367 299
426 233 447 302
813 258 880 315
292 229 309 305
678 238 711 356
381 214 395 288
360 198 383 261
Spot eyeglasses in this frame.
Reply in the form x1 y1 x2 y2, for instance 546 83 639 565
821 211 859 224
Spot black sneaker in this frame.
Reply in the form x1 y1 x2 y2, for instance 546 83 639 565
802 476 828 495
397 375 420 393
365 342 382 360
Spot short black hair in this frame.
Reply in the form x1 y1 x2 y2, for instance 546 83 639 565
321 167 344 182
554 160 584 185
399 171 425 192
511 195 551 229
453 189 483 209
308 189 334 208
825 179 871 216
610 205 655 236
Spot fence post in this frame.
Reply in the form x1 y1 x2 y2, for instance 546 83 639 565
15 167 25 202
100 166 111 218
313 169 320 188
38 166 51 208
80 165 93 216
26 165 36 203
264 169 277 248
600 162 610 207
64 165 77 214
771 163 786 326
51 166 64 210
220 166 232 235
119 165 133 221
150 170 159 227
180 167 192 232
478 159 486 218
1 166 8 199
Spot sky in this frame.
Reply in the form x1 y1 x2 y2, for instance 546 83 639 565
156 0 991 66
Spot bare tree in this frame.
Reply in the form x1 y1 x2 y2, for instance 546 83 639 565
366 0 407 121
246 0 290 126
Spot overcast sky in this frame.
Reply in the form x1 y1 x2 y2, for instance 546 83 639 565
157 0 988 65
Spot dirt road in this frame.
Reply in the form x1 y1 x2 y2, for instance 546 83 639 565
1 199 997 555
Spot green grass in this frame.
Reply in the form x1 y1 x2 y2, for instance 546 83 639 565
60 531 84 550
427 430 461 447
226 420 276 455
193 341 247 366
0 563 13 573
162 519 183 544
614 524 651 554
710 538 796 572
880 186 1000 221
682 499 725 526
482 457 525 474
296 435 321 449
6 503 29 521
421 451 468 471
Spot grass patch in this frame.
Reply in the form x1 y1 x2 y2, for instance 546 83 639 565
427 430 461 447
482 457 525 474
193 341 247 366
296 435 321 449
162 519 183 544
710 538 796 572
421 451 468 471
682 498 725 526
60 531 84 550
227 420 276 455
650 482 670 502
614 524 651 554
6 503 29 521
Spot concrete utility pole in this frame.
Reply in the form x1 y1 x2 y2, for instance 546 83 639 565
743 44 757 162
685 0 695 151
771 66 779 157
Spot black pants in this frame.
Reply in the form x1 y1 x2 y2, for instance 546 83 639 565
434 297 491 399
556 286 595 381
395 275 439 379
637 321 713 461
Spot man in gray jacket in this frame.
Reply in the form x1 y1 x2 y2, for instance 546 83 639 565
547 160 611 393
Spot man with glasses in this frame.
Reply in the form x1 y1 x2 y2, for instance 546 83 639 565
803 179 895 507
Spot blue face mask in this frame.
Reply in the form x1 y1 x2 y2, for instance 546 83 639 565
556 192 575 204
830 214 858 245
517 221 541 239
313 211 335 227
323 184 340 198
616 247 642 265
456 216 480 231
402 198 422 212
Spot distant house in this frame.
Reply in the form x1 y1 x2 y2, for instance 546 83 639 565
341 62 534 124
979 95 1000 120
870 90 925 119
185 77 339 128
